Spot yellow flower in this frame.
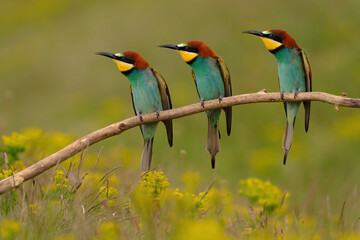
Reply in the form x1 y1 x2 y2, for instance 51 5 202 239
0 169 17 181
0 219 21 239
139 171 169 198
194 191 208 214
238 178 289 214
29 204 42 214
21 127 45 151
2 132 28 160
46 170 74 201
2 132 28 149
173 188 184 198
22 128 73 157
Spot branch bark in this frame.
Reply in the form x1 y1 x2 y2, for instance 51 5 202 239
1 91 359 195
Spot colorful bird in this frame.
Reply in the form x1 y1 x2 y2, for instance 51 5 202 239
96 51 173 172
243 29 312 164
159 41 232 168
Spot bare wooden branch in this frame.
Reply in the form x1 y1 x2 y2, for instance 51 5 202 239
1 91 360 195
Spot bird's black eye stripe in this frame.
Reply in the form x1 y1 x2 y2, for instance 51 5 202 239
116 56 134 64
268 34 282 43
179 46 198 53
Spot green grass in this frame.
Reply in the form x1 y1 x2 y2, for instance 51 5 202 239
0 126 359 239
1 0 360 239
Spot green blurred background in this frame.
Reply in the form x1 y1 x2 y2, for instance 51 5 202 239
1 0 360 215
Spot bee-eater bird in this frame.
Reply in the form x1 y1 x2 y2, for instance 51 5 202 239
158 41 232 169
243 30 312 164
96 51 173 172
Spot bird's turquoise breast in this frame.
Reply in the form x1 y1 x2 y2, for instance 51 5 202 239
190 57 225 127
274 47 306 93
190 57 225 100
274 47 306 125
126 67 162 140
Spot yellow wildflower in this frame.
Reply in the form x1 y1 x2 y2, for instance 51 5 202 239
21 127 45 152
47 170 74 202
2 132 28 149
173 188 184 198
0 169 16 179
2 132 28 160
0 219 21 239
238 178 289 214
139 171 169 198
29 204 43 214
194 191 208 214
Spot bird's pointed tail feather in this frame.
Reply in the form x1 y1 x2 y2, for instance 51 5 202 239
282 123 293 165
207 119 221 169
141 139 154 172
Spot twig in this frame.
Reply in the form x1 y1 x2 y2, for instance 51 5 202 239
0 91 360 195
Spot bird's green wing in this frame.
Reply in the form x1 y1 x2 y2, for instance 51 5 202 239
151 68 173 147
217 57 232 136
130 86 144 137
191 69 201 98
300 49 312 132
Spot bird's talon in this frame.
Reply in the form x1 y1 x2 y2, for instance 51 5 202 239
156 110 160 118
201 99 205 108
138 114 144 122
218 97 222 103
294 90 299 99
280 92 285 100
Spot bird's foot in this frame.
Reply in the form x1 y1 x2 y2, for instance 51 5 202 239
156 110 160 118
138 114 144 122
218 96 222 103
280 91 285 100
201 99 205 108
294 89 299 99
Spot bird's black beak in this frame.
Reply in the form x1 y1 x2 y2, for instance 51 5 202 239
158 44 178 50
95 52 116 59
242 30 264 37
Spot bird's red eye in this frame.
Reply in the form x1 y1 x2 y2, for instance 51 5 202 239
185 46 189 51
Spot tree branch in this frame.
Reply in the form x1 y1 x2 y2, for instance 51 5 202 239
1 91 359 195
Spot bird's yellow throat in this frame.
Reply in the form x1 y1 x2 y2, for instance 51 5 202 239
177 50 198 63
113 60 134 72
260 37 283 51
